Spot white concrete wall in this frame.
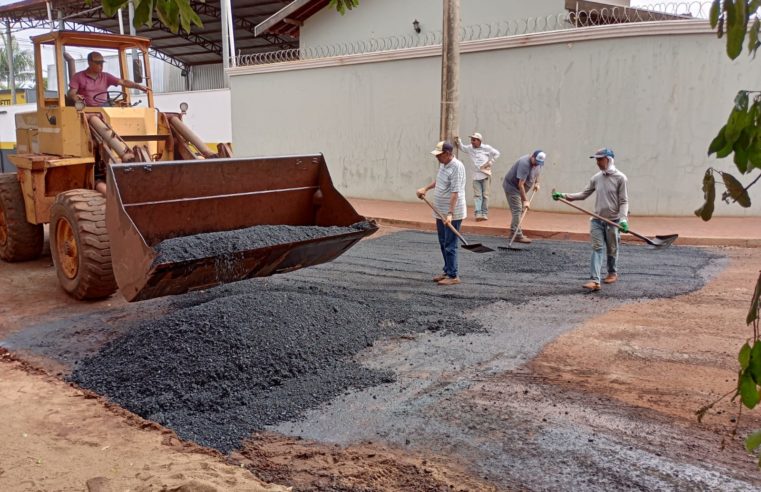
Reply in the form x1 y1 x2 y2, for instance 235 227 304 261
301 0 564 48
228 22 761 217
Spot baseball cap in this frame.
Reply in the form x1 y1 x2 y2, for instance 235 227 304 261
590 148 615 159
469 132 483 140
532 150 546 164
431 141 454 156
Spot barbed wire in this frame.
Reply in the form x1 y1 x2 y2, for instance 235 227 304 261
238 1 714 67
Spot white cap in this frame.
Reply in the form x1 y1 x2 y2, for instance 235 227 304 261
469 132 483 141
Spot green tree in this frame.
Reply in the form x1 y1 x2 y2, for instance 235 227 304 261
329 0 360 15
95 0 203 34
0 36 33 89
93 0 359 34
696 0 761 468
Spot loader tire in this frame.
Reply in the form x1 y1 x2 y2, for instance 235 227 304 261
49 189 117 300
0 173 44 262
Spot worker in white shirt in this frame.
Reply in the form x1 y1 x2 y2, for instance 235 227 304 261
455 132 500 221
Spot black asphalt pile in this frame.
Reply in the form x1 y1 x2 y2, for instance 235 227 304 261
153 221 374 264
66 231 719 454
70 281 482 452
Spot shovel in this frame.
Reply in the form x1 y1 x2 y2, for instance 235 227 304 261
498 186 538 252
420 197 494 253
554 192 678 249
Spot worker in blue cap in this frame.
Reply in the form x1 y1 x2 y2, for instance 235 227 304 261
552 148 629 291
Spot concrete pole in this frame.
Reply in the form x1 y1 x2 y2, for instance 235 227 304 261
46 1 53 31
220 0 230 71
5 22 15 105
127 1 136 36
128 1 137 84
439 0 459 143
225 0 236 67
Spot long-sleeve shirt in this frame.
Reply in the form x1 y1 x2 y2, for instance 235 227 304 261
433 157 467 220
457 142 500 180
566 166 629 221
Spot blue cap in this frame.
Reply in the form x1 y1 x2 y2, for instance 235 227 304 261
532 150 546 164
590 148 614 159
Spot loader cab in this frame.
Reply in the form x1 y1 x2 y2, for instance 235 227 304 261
26 31 158 158
32 31 154 111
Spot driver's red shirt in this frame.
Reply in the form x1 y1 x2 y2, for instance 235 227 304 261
69 70 120 106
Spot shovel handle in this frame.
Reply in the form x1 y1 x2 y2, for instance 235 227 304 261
420 196 470 245
557 196 653 245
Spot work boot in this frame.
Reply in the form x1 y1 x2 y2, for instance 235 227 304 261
514 235 532 244
433 273 447 282
438 276 461 286
603 273 618 284
582 280 601 291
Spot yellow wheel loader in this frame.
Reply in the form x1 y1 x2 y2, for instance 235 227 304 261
0 31 376 302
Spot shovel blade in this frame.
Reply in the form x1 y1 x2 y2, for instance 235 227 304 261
461 243 494 253
647 234 679 249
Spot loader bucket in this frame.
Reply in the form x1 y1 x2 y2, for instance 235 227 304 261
105 154 378 302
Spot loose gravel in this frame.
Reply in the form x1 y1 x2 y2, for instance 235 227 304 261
67 231 719 454
153 221 374 264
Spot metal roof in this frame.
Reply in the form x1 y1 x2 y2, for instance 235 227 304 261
255 0 327 38
0 0 299 67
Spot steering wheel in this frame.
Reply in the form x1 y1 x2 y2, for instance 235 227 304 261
92 90 127 107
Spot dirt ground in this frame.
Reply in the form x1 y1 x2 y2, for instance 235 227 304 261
531 246 761 431
1 229 761 490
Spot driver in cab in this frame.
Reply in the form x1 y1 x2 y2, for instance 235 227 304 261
68 51 148 106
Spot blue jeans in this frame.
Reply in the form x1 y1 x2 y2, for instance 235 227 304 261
589 218 620 284
436 219 462 278
473 177 490 215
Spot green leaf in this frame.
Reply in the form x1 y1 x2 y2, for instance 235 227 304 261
133 0 154 30
750 342 761 384
746 430 761 452
155 0 179 33
721 172 752 206
733 142 750 173
695 170 716 221
740 342 752 370
710 0 721 28
748 273 761 325
708 127 727 156
725 108 751 144
740 371 761 409
736 91 750 111
101 0 127 17
726 0 748 59
749 19 761 56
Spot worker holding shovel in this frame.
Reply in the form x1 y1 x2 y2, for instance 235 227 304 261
502 150 546 244
417 141 467 286
552 148 629 292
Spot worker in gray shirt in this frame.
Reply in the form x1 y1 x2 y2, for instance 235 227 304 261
502 150 545 244
553 148 629 291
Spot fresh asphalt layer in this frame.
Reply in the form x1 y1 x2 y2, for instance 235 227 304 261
5 230 752 489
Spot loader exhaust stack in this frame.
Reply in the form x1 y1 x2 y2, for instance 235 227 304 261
106 154 377 302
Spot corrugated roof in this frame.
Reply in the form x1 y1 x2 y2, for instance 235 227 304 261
0 0 299 67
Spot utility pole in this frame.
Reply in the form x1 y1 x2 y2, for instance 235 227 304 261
439 0 460 143
5 21 15 105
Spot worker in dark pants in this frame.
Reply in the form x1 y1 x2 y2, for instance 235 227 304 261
417 141 467 286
